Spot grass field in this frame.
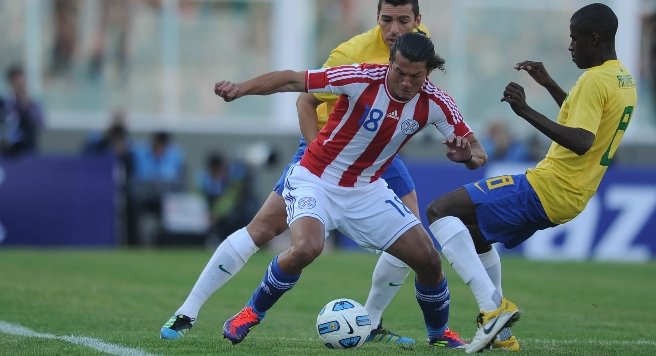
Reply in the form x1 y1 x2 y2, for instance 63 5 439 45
1 248 655 355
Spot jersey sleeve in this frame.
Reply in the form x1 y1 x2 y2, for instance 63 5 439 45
428 90 473 138
563 71 606 135
312 44 359 103
306 64 364 97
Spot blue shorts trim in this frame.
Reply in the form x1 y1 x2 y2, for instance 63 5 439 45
381 156 415 198
274 138 307 195
273 139 415 198
464 174 555 249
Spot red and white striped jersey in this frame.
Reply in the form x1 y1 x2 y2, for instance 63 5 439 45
302 63 472 187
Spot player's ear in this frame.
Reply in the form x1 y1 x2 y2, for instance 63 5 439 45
415 13 422 28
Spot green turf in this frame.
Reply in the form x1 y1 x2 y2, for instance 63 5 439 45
0 248 654 355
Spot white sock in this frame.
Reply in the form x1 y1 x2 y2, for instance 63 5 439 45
479 247 502 295
430 217 499 312
479 246 513 340
176 227 259 319
364 252 410 328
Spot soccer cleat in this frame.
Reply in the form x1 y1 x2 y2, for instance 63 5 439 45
160 314 194 339
465 298 520 354
429 328 467 349
223 306 261 344
366 319 416 345
491 335 520 352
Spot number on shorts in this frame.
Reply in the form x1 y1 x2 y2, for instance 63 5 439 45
385 196 412 216
600 106 633 167
485 175 514 190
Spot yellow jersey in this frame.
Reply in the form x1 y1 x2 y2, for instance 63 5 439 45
314 24 430 129
526 60 637 224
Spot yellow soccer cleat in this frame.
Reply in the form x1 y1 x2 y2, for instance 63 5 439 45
465 298 520 354
491 335 520 352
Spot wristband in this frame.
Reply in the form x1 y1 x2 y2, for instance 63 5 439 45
456 154 473 163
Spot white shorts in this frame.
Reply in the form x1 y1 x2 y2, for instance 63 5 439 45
282 164 420 251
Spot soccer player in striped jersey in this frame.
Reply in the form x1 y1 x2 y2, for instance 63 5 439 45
426 3 636 353
216 32 486 348
162 0 482 347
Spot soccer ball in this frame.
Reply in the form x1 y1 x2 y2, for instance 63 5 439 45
316 298 371 349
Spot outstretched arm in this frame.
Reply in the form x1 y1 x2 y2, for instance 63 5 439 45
501 82 594 155
296 93 322 143
214 70 307 102
515 61 567 107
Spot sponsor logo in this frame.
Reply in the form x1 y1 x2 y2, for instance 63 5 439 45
386 110 400 120
388 282 402 287
342 316 354 334
218 264 232 275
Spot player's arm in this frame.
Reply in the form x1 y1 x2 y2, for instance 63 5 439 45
296 93 322 143
214 70 306 102
515 61 567 107
502 82 594 155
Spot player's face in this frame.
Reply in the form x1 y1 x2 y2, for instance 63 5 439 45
387 52 428 101
377 3 421 50
568 20 594 69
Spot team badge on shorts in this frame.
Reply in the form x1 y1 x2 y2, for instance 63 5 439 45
400 119 419 135
298 197 317 209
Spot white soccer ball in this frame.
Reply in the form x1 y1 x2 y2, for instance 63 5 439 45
316 298 371 349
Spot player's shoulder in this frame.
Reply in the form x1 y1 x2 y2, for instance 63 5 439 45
422 80 455 103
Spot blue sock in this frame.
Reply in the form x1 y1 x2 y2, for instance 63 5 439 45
415 276 450 340
247 255 300 318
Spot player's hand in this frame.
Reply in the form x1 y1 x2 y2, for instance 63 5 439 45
501 82 532 117
214 81 241 102
442 135 472 163
514 60 552 87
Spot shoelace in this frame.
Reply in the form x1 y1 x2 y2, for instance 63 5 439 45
443 328 465 343
230 307 259 329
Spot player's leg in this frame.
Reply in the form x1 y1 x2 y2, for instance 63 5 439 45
427 175 553 352
223 164 330 344
384 226 465 349
161 145 305 339
160 192 289 339
344 181 464 349
364 157 415 344
223 216 324 344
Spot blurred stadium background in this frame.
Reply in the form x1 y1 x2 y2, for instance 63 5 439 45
0 0 655 261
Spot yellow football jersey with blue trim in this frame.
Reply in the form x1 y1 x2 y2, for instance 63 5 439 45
314 24 430 129
526 60 637 224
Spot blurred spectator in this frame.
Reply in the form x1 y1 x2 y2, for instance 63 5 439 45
82 110 133 245
0 65 45 157
82 110 133 176
88 0 132 81
481 120 531 162
197 152 259 244
128 131 185 246
49 0 79 76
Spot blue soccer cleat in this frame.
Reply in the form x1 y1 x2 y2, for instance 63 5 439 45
429 328 468 349
160 314 194 339
366 319 416 345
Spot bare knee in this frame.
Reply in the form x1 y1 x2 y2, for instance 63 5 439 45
426 196 449 223
412 249 442 283
285 239 323 270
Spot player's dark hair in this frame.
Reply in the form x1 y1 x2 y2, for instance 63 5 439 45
572 3 618 42
377 0 420 18
390 32 445 72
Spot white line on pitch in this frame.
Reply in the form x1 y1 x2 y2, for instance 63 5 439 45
522 338 656 347
0 321 159 356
